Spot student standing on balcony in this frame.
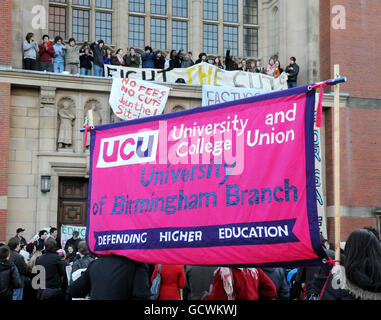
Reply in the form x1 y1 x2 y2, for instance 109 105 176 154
90 40 106 77
23 33 39 71
65 38 81 75
53 36 66 73
38 35 54 72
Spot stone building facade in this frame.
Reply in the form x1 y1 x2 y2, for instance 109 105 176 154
0 0 380 243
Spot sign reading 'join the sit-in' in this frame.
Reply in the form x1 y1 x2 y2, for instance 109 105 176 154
87 85 327 267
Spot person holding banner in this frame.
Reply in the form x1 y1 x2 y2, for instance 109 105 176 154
70 255 151 300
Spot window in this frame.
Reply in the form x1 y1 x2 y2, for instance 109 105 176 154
151 0 166 15
223 25 238 56
72 0 89 5
49 5 66 39
172 21 188 51
243 28 258 57
203 24 218 54
96 12 112 44
173 0 188 18
151 18 167 50
96 0 113 9
204 0 218 21
243 0 258 25
129 0 145 13
72 9 89 42
223 0 238 23
129 16 145 48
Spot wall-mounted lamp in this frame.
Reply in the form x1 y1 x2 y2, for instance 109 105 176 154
41 175 51 193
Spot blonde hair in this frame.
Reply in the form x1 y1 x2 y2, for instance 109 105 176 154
28 250 42 273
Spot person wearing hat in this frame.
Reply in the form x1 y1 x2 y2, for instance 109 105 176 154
15 228 27 249
90 40 106 77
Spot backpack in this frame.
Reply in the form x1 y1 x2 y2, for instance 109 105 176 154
150 264 162 300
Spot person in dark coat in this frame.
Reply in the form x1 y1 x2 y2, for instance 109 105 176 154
285 56 299 88
195 52 207 65
320 229 381 300
49 227 62 250
8 237 28 300
153 50 165 69
0 245 22 301
70 254 151 300
14 228 27 248
90 40 105 77
33 229 48 251
170 49 183 69
69 240 94 286
225 45 239 71
295 235 343 300
64 230 81 254
35 238 67 300
184 265 217 300
141 46 155 68
262 267 290 300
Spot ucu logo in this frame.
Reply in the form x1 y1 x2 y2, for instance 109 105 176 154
97 130 159 168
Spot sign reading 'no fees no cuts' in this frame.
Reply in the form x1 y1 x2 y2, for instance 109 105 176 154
87 85 327 267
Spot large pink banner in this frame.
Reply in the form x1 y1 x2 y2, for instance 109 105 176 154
87 85 327 267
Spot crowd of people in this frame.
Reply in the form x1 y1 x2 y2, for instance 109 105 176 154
23 33 299 88
1 225 381 301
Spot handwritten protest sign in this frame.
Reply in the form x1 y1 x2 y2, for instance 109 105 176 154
105 62 288 91
109 78 170 121
87 85 327 267
202 85 270 106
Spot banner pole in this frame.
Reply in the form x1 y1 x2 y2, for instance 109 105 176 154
333 64 341 265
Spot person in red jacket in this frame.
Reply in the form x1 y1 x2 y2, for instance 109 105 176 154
203 267 276 300
151 264 185 300
38 35 54 72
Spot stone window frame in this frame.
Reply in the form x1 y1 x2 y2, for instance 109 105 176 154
128 1 190 53
48 0 114 45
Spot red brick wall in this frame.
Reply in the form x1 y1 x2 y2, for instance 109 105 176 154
320 1 381 98
327 217 378 242
325 107 381 207
0 0 11 241
0 83 10 242
0 0 12 66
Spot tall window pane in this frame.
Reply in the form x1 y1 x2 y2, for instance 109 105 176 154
151 18 167 50
203 24 218 54
204 0 218 21
129 0 145 13
49 6 66 39
223 0 238 23
243 0 258 24
244 28 258 57
172 21 188 51
129 16 145 48
72 9 89 42
173 0 187 18
96 12 112 44
223 25 238 56
151 0 166 15
72 0 89 6
96 0 113 9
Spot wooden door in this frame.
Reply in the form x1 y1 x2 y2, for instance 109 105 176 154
58 177 89 238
